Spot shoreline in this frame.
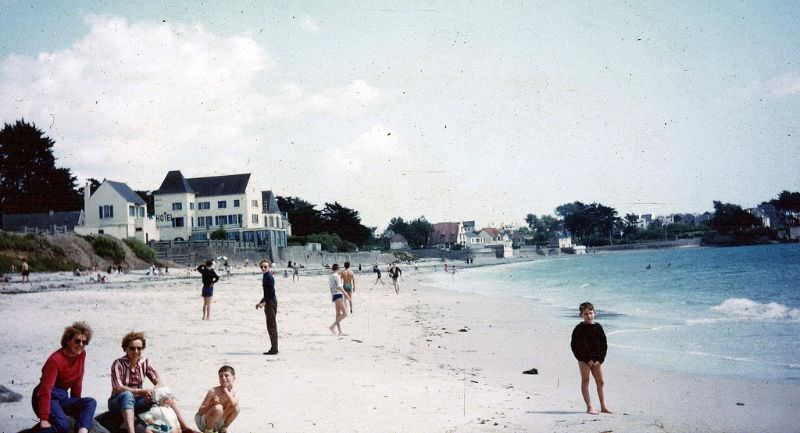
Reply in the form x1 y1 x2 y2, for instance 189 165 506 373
0 266 797 432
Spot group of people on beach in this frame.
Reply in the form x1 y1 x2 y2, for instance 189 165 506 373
32 322 239 433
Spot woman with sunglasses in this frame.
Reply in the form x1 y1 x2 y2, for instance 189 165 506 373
109 332 197 433
32 321 97 433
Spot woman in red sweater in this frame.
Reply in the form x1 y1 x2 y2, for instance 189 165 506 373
31 321 97 433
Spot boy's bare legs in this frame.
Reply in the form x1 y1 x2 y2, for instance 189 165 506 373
201 403 224 432
589 362 612 413
578 361 598 414
330 300 347 335
202 297 212 320
222 401 240 429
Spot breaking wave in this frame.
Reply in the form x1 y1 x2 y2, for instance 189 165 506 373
709 298 800 322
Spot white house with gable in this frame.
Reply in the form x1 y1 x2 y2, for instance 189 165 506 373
74 180 160 242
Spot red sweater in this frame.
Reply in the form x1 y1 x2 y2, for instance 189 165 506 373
37 349 85 420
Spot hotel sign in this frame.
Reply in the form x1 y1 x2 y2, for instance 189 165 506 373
156 212 173 227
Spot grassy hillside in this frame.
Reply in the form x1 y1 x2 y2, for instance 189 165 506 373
0 231 158 273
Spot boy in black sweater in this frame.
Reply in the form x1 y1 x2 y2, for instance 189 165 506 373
570 302 611 415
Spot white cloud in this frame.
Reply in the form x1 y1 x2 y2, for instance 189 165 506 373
268 80 381 117
299 15 321 33
0 16 383 191
770 71 800 96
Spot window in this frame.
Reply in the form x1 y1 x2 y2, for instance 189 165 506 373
215 215 228 225
138 207 145 217
99 205 114 219
172 217 184 227
218 201 227 209
252 214 259 224
198 202 210 210
229 214 238 225
233 199 240 207
172 202 182 211
251 200 258 207
129 205 135 217
198 217 206 227
189 203 195 210
205 216 212 226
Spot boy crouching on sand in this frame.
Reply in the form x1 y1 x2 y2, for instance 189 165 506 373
195 366 239 433
570 302 612 415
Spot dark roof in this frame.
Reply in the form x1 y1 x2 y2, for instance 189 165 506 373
2 211 82 231
187 174 250 197
154 170 195 195
261 191 280 213
106 181 146 205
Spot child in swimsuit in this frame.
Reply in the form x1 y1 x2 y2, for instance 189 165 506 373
341 261 356 313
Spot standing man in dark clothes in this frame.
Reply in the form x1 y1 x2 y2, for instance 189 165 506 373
197 260 220 320
255 260 278 355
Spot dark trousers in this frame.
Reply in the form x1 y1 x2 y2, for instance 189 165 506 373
265 301 278 351
32 385 97 433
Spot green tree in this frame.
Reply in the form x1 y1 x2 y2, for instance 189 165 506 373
406 217 434 248
555 201 619 244
0 119 81 214
277 196 324 236
386 216 433 248
210 228 227 240
320 201 372 247
711 201 761 234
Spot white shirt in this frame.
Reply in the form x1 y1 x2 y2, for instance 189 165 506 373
329 273 343 295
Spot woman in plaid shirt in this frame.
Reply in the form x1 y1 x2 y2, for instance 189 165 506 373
108 331 197 433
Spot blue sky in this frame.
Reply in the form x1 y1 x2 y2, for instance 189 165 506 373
1 1 798 228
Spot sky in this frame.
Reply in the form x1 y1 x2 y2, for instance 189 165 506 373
0 1 798 229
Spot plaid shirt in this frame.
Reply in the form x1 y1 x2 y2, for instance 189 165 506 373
110 356 158 395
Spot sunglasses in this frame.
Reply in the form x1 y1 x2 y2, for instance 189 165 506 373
127 346 144 351
260 265 269 269
73 337 89 346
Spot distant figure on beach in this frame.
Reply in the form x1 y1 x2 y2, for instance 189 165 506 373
388 262 402 295
223 260 231 277
358 263 362 272
108 332 195 433
328 264 351 335
197 260 220 320
373 264 384 285
645 264 651 270
292 262 300 282
341 261 356 313
255 260 278 355
570 302 611 415
32 321 96 433
21 258 30 282
444 263 448 273
195 365 240 433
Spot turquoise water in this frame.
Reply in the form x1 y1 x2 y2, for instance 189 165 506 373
433 244 800 382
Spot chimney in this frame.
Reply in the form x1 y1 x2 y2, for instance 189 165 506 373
84 180 91 211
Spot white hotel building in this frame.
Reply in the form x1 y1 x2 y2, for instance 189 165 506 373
152 171 289 249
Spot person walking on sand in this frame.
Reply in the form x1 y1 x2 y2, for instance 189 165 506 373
341 261 356 313
292 262 300 282
21 258 30 282
388 262 402 295
373 264 384 285
328 264 350 335
570 302 611 415
195 365 240 433
197 260 220 320
255 260 278 355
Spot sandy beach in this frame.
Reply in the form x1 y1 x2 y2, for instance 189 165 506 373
0 266 797 433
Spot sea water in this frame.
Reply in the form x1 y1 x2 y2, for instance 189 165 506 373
432 243 800 382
